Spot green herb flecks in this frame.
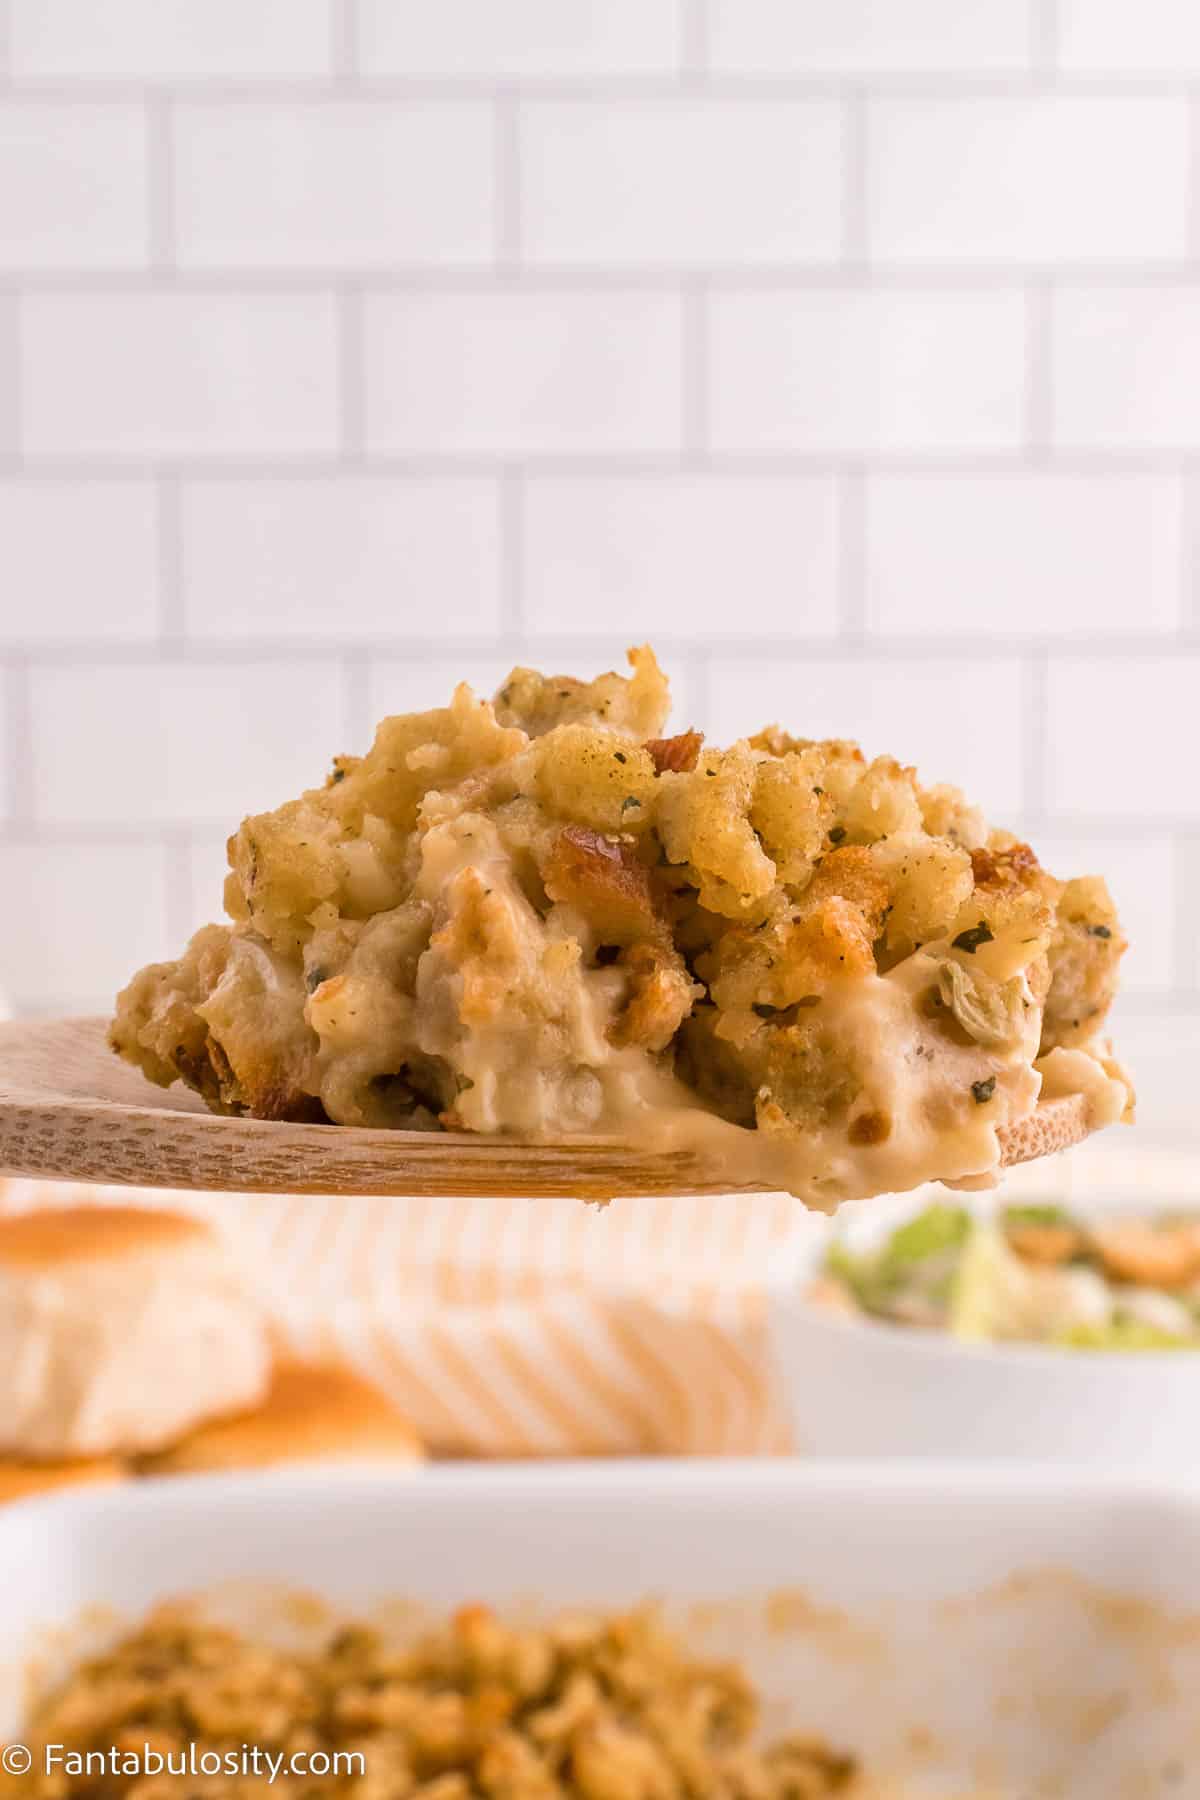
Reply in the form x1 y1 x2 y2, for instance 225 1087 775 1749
953 922 994 954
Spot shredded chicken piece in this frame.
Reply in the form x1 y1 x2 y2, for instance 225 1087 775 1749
110 648 1130 1204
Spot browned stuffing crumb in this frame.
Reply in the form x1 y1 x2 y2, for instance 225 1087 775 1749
109 646 1130 1202
12 1603 856 1798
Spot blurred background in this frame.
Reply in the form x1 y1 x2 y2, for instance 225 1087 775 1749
0 0 1194 1140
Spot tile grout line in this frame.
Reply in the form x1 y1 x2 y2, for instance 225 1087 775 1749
680 278 708 463
1179 835 1200 993
1023 279 1054 459
337 284 366 461
1188 93 1200 263
1033 0 1060 77
841 91 869 269
680 0 709 85
162 829 195 948
684 650 712 734
332 0 359 84
837 467 867 642
1022 650 1050 820
186 824 228 925
494 92 522 269
499 468 525 644
156 472 185 644
7 451 1200 477
5 74 1200 100
5 636 1200 668
5 266 1200 295
146 93 176 272
1 292 19 462
4 656 33 830
1181 468 1198 635
341 651 372 753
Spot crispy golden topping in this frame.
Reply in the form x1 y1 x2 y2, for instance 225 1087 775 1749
542 828 664 948
643 731 704 776
110 647 1128 1200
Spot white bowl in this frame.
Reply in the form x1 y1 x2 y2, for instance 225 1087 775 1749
3 1462 1200 1795
767 1187 1200 1464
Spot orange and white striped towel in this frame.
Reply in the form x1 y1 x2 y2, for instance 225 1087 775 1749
6 1135 1162 1458
0 1181 823 1457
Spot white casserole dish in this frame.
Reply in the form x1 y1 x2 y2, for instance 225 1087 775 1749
767 1180 1200 1465
1 1462 1200 1794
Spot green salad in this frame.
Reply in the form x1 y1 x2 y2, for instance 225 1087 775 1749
813 1203 1200 1349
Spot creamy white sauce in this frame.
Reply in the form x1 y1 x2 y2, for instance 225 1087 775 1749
400 821 1126 1206
1035 1043 1130 1131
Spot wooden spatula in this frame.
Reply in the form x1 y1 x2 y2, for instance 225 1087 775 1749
0 1017 1094 1201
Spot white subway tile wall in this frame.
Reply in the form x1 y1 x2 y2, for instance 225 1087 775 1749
707 290 1029 452
1051 286 1200 450
0 0 1195 1135
862 474 1184 638
866 98 1190 266
0 842 172 1014
9 0 335 80
356 0 683 79
181 477 503 642
29 660 348 828
521 475 841 640
363 291 685 455
0 481 160 642
707 1 1036 75
173 102 497 272
520 100 845 268
0 103 150 270
21 292 341 457
1045 657 1200 820
1057 0 1200 75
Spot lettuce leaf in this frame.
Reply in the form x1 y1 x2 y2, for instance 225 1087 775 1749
1001 1204 1075 1231
1058 1319 1197 1351
823 1205 972 1322
947 1218 1038 1342
879 1204 971 1273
